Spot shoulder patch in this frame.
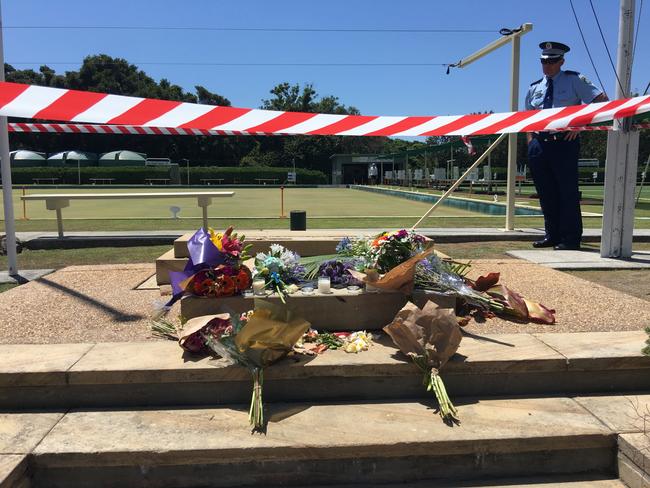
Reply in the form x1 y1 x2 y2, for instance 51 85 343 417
530 78 543 86
564 70 580 76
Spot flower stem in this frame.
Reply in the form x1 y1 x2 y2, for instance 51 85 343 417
249 368 265 431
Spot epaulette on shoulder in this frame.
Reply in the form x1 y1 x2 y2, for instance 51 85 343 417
564 70 580 76
530 78 543 86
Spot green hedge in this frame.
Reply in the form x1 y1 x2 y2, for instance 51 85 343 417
9 166 328 185
10 166 170 185
187 166 327 184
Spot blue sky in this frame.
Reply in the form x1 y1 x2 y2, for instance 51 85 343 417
3 0 649 118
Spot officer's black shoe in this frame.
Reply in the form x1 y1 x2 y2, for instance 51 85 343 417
532 238 556 248
553 243 581 251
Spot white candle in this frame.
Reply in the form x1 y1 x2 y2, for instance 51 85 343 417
317 277 331 294
252 278 266 295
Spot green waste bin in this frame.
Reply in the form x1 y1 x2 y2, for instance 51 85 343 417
290 210 307 231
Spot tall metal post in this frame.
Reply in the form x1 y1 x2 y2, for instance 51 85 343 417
0 3 18 275
601 0 638 258
505 35 521 230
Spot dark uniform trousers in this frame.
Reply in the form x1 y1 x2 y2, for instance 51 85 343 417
527 134 582 247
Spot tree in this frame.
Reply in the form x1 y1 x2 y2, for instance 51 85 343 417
195 85 231 106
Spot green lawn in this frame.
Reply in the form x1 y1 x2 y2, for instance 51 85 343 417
0 245 171 270
2 185 649 232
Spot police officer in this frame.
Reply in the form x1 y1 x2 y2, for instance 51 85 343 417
525 42 608 250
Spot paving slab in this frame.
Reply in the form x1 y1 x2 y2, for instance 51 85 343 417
0 455 28 488
575 393 650 433
0 412 64 454
507 249 650 270
0 343 93 387
33 397 612 467
67 341 227 384
0 269 53 284
534 331 650 371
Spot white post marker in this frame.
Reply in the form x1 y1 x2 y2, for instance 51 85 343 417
0 3 18 275
505 32 522 231
601 0 639 258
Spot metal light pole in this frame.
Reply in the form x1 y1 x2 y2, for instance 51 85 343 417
0 3 18 275
601 0 639 258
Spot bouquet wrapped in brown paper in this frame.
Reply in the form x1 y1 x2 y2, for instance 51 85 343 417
349 245 437 294
383 300 462 424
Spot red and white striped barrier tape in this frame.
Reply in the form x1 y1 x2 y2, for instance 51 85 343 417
1 82 649 137
8 121 649 136
6 122 258 136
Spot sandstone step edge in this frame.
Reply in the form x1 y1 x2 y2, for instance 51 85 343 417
0 332 648 409
29 397 616 487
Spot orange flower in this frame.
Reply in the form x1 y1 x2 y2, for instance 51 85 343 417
234 268 252 290
219 275 236 296
194 278 214 295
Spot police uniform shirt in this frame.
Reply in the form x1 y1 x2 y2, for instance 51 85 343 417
525 70 602 110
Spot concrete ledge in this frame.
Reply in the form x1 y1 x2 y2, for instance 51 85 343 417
29 397 615 487
0 332 648 409
155 249 185 285
507 250 650 270
0 270 53 285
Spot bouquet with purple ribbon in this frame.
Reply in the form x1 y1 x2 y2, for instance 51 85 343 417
166 227 251 306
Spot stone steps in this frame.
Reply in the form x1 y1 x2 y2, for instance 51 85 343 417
1 331 648 410
4 394 643 487
25 397 617 487
2 332 648 487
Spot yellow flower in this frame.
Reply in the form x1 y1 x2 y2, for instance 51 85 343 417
208 228 224 251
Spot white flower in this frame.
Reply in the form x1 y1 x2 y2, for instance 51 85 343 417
270 243 284 255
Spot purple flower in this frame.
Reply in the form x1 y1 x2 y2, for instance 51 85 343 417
318 259 363 287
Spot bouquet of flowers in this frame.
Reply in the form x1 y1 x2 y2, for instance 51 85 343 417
384 301 462 425
181 302 310 431
187 266 251 298
254 244 305 302
167 227 252 305
317 259 364 287
415 255 556 324
367 229 428 273
336 230 428 274
415 255 500 312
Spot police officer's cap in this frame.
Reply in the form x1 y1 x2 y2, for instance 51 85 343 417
539 41 570 59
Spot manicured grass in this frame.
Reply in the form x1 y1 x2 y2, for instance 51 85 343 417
2 185 649 232
0 245 171 270
4 187 480 220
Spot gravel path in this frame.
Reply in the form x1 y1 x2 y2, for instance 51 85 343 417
0 260 647 344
